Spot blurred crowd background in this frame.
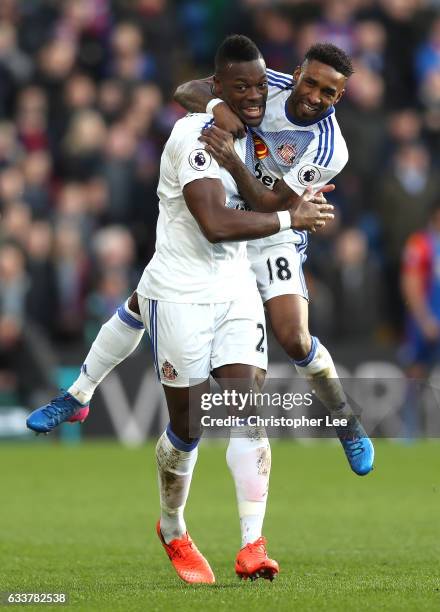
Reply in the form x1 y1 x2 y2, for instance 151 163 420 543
1 0 440 407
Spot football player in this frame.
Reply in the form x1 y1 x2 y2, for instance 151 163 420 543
174 38 374 477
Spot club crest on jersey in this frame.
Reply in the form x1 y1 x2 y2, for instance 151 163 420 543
277 143 297 165
298 164 322 186
189 148 211 171
252 135 269 160
161 360 178 381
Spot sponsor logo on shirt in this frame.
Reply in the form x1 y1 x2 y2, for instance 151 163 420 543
254 161 279 189
298 164 322 186
189 148 211 171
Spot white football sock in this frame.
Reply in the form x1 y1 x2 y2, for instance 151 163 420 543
226 426 271 547
294 336 352 418
68 300 144 404
157 426 199 544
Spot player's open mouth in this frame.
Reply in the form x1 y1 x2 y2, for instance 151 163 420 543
241 106 263 120
301 101 320 115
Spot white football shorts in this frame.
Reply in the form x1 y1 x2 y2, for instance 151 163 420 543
138 287 267 387
248 241 308 303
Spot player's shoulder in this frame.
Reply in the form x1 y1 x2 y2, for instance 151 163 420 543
266 68 294 91
266 68 293 102
313 110 348 171
170 113 214 141
165 113 218 176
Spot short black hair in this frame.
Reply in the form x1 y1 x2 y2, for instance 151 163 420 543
304 43 354 78
215 35 263 73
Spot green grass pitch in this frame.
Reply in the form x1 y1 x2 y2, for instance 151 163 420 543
1 440 439 611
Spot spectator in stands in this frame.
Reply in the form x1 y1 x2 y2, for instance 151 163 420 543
338 64 387 217
15 86 49 153
0 0 439 377
109 21 157 83
400 200 440 435
1 200 32 251
415 16 440 84
53 222 90 342
379 0 420 108
419 69 440 163
331 228 383 340
316 0 357 54
61 110 106 180
0 240 56 407
251 5 296 71
98 79 128 125
91 224 137 284
0 121 21 168
353 19 386 75
376 142 440 329
0 166 25 209
26 220 57 335
22 151 52 218
401 200 440 374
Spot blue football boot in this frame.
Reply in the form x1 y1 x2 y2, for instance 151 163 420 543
335 416 374 476
26 392 89 434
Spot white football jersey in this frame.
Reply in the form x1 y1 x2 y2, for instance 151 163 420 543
137 113 253 303
246 68 349 255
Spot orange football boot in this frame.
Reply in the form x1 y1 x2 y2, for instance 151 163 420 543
156 521 215 584
235 537 279 581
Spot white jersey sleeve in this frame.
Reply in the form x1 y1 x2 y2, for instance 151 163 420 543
167 115 222 189
282 115 349 195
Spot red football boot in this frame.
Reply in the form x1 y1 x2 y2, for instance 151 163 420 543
156 521 215 584
235 537 279 581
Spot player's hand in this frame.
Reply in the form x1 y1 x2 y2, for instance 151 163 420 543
199 125 239 172
314 184 336 199
289 186 335 232
212 102 246 139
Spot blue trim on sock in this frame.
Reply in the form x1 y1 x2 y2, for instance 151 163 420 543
117 305 144 329
293 336 318 367
166 424 200 451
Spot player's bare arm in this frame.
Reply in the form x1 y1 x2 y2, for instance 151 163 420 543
174 76 215 113
183 177 328 240
184 177 276 242
174 76 246 138
199 125 334 224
